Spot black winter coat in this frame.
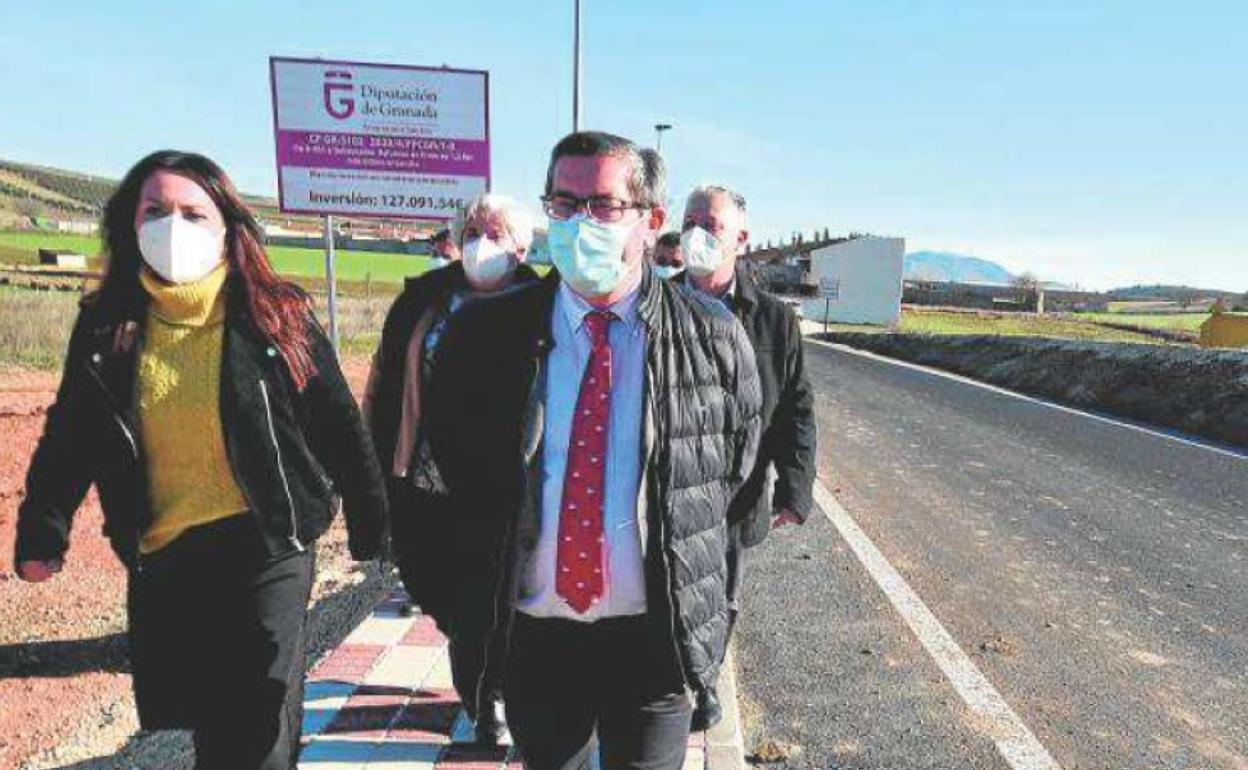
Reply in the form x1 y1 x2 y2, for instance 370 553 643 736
14 279 388 572
679 265 817 547
425 267 762 715
367 262 540 486
366 261 538 622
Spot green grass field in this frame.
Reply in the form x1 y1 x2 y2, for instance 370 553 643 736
822 309 1175 345
1075 312 1208 333
0 231 430 285
901 311 1165 342
0 231 102 256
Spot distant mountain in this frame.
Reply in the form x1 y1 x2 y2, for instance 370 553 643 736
904 251 1015 285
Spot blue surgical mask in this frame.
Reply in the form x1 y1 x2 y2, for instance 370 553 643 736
654 264 685 280
548 213 640 296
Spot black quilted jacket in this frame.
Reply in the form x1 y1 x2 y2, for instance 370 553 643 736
425 266 762 716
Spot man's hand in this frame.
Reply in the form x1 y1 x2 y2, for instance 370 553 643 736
17 559 63 583
771 509 803 529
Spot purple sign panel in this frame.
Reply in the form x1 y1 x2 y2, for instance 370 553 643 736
269 57 490 220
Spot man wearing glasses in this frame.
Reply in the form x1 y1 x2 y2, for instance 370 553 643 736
426 131 762 769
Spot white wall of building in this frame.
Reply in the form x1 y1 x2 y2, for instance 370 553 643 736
801 236 905 326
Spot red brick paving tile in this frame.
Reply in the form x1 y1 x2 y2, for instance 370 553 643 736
308 643 388 682
399 620 447 647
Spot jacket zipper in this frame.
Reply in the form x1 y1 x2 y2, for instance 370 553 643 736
85 355 144 571
259 379 305 552
84 360 139 459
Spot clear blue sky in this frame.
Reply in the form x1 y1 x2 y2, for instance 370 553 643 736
2 0 1245 291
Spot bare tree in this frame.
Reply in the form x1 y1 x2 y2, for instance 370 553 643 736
1011 272 1041 309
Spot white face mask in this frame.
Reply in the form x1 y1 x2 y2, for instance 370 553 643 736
138 215 225 284
462 236 515 286
680 226 729 278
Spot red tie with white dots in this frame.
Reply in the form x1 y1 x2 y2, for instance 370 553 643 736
556 310 615 613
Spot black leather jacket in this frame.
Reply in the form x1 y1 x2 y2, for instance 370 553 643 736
15 280 387 571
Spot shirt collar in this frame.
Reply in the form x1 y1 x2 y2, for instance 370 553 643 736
558 279 643 336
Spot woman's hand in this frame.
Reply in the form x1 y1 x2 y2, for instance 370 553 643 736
17 559 63 582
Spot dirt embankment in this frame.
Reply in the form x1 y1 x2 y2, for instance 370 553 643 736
0 357 391 770
820 333 1248 448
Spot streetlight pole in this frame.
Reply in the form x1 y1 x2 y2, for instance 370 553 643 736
655 122 672 153
573 0 582 131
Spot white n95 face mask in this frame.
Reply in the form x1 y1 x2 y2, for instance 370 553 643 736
680 226 727 278
462 236 515 285
138 215 225 284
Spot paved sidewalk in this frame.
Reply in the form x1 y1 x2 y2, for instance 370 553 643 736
298 589 745 769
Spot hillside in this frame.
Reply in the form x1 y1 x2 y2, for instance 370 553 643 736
0 158 277 221
1108 284 1241 302
904 250 1015 284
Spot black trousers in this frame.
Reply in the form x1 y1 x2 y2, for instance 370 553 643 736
504 613 692 770
449 606 505 721
387 479 455 629
127 515 315 770
388 479 502 717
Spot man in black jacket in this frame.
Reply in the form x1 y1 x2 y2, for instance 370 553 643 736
678 183 817 728
425 132 762 770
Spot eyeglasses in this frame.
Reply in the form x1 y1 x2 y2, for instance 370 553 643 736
542 194 647 224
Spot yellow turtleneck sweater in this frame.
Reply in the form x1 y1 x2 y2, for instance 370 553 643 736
138 264 249 553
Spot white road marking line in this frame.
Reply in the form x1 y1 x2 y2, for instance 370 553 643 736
813 480 1063 770
805 338 1247 461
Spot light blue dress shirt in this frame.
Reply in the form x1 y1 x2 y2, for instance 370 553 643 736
518 281 649 620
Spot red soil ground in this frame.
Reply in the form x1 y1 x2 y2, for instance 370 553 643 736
0 358 372 770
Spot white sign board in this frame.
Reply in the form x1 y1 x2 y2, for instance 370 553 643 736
819 277 841 300
269 57 490 220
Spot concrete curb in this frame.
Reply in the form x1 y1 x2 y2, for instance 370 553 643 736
706 646 748 770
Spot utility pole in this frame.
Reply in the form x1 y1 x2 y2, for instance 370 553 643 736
655 122 672 153
573 0 583 131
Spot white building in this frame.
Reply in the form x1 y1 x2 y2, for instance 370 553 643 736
801 236 905 326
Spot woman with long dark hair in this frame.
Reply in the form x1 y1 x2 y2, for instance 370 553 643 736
14 150 387 769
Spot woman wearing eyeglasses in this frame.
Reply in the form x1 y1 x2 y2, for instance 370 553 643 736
14 150 387 770
363 192 538 744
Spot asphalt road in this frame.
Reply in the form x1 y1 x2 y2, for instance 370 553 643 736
735 340 1248 770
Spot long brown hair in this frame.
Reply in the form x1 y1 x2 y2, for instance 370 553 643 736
97 150 316 389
